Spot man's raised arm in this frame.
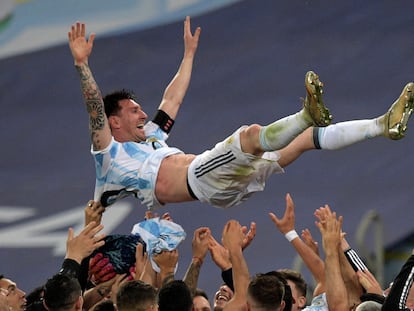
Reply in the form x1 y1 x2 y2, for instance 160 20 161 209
158 16 201 120
68 22 112 151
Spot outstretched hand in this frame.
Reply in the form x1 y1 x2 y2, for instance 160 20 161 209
183 16 201 58
269 193 296 234
208 234 231 271
68 22 95 65
66 221 105 264
315 205 343 252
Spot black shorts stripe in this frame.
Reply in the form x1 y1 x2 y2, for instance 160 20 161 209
194 150 233 174
194 150 236 178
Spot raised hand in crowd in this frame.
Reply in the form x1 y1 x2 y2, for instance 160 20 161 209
221 220 249 311
316 205 349 311
84 200 106 227
183 227 211 294
270 193 326 298
66 221 106 264
153 249 179 287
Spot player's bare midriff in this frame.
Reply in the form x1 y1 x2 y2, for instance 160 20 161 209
155 153 197 204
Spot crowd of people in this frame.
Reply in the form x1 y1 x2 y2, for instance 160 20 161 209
2 14 414 311
2 195 414 311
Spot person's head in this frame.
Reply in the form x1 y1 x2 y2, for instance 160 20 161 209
355 301 382 311
42 274 82 311
116 280 157 311
247 273 286 311
213 284 233 311
103 89 148 143
158 280 193 311
277 269 307 311
193 288 211 311
0 274 27 311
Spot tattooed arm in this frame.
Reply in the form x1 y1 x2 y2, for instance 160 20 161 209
183 227 210 295
68 22 112 151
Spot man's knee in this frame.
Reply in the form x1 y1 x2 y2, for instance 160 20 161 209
243 124 261 137
240 124 263 154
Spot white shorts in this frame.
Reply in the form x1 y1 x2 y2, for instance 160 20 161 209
187 126 284 208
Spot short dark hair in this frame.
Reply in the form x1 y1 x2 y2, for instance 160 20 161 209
43 274 81 311
194 288 209 300
248 273 286 311
116 280 157 311
103 89 137 118
158 280 193 311
277 268 307 297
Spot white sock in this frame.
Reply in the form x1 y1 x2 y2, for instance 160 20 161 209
315 118 383 150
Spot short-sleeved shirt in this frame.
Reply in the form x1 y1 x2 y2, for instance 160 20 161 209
92 121 182 209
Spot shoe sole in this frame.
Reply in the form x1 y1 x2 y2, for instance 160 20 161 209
304 71 332 126
388 82 414 140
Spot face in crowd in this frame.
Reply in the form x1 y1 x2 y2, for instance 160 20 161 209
0 277 27 311
213 285 234 311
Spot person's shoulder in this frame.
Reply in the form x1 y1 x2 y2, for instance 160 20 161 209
306 292 328 310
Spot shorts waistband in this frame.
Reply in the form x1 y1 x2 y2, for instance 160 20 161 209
187 177 198 200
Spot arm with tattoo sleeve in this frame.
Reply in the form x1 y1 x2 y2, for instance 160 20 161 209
68 22 112 151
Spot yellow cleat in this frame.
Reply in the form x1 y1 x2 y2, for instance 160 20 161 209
302 71 333 127
384 82 414 140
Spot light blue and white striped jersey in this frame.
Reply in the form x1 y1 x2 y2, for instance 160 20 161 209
91 121 183 209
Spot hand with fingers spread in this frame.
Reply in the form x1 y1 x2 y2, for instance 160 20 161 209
65 221 106 264
269 193 326 298
269 193 296 235
68 21 95 65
